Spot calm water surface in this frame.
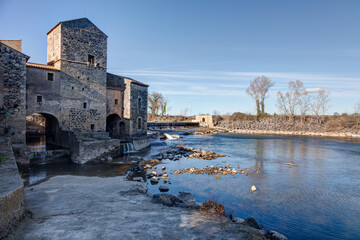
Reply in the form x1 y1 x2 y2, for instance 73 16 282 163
28 133 360 239
148 134 360 240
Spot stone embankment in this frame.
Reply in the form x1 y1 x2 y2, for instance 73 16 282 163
217 118 360 138
0 138 25 239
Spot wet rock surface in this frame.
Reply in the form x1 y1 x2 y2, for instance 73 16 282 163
243 217 261 229
151 192 197 209
5 175 267 240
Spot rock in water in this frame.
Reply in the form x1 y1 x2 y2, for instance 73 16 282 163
150 177 159 184
251 185 256 192
243 217 260 229
267 231 288 240
177 192 195 202
159 185 169 192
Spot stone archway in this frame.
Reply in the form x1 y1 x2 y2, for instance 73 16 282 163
26 113 63 159
106 114 121 138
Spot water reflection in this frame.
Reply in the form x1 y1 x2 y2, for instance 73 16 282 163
147 134 360 240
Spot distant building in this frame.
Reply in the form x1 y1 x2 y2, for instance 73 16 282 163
195 115 214 128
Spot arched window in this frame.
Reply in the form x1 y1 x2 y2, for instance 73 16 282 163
137 118 142 129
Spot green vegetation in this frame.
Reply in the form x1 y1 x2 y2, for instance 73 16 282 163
0 152 8 163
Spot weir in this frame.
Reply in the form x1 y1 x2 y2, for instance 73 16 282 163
147 122 199 129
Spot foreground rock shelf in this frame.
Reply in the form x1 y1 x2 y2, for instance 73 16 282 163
5 175 273 240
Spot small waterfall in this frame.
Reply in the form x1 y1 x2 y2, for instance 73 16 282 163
121 142 135 154
163 133 174 140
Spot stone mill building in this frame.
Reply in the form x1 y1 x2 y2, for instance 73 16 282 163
0 18 150 163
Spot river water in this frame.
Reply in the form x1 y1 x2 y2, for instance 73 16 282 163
147 134 360 240
28 133 360 239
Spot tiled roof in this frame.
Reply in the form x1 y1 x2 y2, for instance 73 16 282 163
125 77 149 87
26 62 60 71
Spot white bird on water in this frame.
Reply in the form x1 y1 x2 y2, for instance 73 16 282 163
251 185 257 192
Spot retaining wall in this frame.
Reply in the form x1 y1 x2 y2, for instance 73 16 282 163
0 138 25 238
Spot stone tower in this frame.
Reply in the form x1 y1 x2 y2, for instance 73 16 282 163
47 18 108 131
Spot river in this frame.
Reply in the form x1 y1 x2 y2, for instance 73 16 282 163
147 133 360 240
28 133 360 239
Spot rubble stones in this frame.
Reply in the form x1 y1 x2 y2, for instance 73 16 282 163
151 192 198 208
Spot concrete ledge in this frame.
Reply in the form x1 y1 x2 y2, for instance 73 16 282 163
132 135 150 150
71 139 120 164
0 138 25 238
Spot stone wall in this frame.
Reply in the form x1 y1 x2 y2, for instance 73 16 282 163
0 40 22 52
195 115 214 128
59 61 107 131
26 66 61 118
47 25 61 64
0 42 28 144
0 138 25 238
107 89 123 118
123 79 148 136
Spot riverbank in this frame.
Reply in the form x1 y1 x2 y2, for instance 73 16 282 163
226 129 360 138
5 175 266 240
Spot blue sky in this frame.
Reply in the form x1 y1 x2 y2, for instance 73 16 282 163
1 0 360 115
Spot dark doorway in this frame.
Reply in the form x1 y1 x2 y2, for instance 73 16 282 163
119 122 126 135
26 113 65 160
106 114 121 138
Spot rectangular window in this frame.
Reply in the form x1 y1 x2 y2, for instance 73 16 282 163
37 96 42 103
47 72 54 81
83 102 87 109
137 118 142 129
138 98 141 109
88 55 95 64
90 124 95 131
115 99 119 105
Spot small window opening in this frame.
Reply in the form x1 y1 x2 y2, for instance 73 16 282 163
137 118 142 129
202 118 206 122
138 98 141 109
90 124 95 131
82 88 85 91
83 102 87 109
37 96 42 103
88 55 95 64
72 86 74 90
47 72 54 81
115 99 119 105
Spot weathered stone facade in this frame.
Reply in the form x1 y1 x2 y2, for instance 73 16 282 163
46 18 108 132
1 17 149 162
0 42 29 144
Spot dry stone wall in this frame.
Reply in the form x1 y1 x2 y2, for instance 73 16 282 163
0 43 27 143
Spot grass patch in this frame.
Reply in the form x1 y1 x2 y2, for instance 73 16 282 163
200 200 226 216
0 152 8 163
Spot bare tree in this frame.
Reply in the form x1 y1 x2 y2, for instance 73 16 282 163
299 90 311 125
246 76 274 116
311 89 330 116
276 80 304 119
354 100 360 114
148 92 163 117
159 97 170 117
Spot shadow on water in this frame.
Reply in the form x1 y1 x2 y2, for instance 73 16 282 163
26 138 169 186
